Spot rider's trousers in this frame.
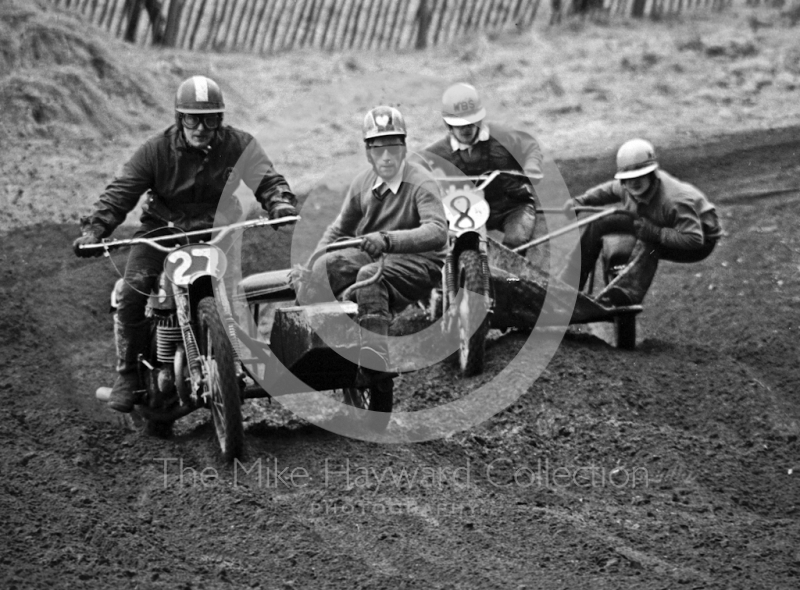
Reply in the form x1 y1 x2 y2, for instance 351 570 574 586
559 212 718 303
487 202 537 252
307 248 441 368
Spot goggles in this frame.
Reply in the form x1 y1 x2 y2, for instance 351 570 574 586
367 142 405 157
181 113 222 130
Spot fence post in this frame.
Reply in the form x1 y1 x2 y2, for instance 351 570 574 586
631 0 646 16
235 0 259 49
178 0 198 47
124 0 143 42
416 0 431 49
188 0 207 49
247 0 270 51
341 0 362 49
97 0 113 28
164 0 183 46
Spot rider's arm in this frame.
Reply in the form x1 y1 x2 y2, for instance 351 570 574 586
80 141 155 238
492 124 544 185
240 138 297 215
384 179 447 254
511 130 544 185
575 180 624 207
655 200 706 250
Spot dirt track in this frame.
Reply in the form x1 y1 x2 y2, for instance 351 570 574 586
1 124 799 589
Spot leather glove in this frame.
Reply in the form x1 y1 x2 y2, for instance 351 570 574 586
562 198 579 217
269 202 298 229
288 263 312 288
73 229 104 258
360 232 390 258
634 218 661 244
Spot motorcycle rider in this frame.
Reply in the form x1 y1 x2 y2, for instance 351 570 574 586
300 106 447 390
423 82 544 254
561 138 722 306
73 75 298 413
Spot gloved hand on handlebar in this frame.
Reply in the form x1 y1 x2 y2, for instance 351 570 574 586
360 232 391 258
73 228 104 258
268 201 298 229
634 218 661 244
562 198 579 217
289 263 312 289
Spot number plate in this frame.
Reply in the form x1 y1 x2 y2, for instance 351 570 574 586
164 244 227 286
442 187 490 232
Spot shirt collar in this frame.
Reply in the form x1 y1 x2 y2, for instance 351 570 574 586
449 122 490 152
372 161 406 194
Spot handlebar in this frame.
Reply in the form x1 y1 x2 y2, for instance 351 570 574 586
434 171 628 216
306 237 365 270
434 169 534 192
303 237 385 301
78 216 301 254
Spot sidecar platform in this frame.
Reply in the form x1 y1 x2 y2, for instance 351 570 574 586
485 237 642 346
236 299 445 397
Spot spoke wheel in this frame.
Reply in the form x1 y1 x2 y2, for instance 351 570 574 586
197 297 244 462
453 250 489 377
615 313 637 350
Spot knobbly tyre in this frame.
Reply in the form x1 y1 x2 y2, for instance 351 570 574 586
236 238 395 432
83 217 297 462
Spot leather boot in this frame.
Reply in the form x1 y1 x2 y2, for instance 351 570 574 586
596 240 659 307
355 314 390 388
108 316 150 413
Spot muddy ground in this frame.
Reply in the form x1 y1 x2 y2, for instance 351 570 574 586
1 124 799 589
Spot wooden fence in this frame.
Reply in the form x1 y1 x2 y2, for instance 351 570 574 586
47 0 729 53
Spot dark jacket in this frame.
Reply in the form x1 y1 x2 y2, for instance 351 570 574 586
81 125 295 236
422 121 543 216
576 170 722 250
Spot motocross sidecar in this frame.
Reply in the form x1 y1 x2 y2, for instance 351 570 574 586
487 235 642 350
234 240 432 428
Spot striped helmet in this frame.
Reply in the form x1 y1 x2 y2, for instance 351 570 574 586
175 76 225 114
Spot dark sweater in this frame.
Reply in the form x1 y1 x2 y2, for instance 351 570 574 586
317 161 448 264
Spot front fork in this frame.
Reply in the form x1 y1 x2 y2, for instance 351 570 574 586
440 231 493 333
174 292 205 401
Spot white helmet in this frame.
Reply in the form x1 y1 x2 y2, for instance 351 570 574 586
441 83 486 126
362 106 407 141
615 139 658 180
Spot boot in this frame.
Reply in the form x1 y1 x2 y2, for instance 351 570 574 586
596 240 659 307
108 316 150 413
355 314 390 388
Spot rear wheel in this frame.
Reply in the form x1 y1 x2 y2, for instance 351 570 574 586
614 313 637 350
452 250 489 377
197 297 244 462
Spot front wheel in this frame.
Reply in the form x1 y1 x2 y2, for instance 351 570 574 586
452 250 489 377
197 297 244 462
342 379 393 430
